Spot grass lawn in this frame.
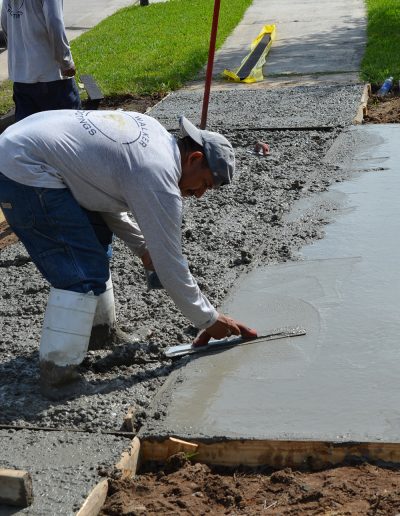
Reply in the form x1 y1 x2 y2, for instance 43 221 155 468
0 0 251 114
75 0 251 96
361 0 400 84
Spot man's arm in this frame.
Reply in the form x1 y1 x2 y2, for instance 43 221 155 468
126 187 219 330
42 0 75 75
99 211 148 258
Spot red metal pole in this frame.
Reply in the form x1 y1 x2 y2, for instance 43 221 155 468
200 0 221 129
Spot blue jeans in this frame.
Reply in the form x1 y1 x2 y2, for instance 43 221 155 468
13 79 81 122
0 172 110 295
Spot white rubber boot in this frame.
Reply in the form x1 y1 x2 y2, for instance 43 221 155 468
89 276 138 350
92 276 116 328
39 287 98 398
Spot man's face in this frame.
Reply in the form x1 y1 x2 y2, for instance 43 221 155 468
179 151 215 198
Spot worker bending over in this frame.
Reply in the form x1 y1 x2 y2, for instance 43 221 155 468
0 110 251 397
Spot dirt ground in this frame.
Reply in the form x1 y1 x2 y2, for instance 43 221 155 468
365 92 400 124
0 220 17 250
100 453 400 516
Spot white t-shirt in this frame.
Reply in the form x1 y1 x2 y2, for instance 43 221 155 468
1 0 74 82
0 110 218 329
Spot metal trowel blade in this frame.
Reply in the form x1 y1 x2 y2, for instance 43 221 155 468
165 327 306 358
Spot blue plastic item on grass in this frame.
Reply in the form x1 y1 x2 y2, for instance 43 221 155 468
377 77 393 96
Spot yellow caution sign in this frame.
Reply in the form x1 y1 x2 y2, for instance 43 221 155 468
223 24 276 83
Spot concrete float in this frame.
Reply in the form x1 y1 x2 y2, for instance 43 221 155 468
138 124 400 469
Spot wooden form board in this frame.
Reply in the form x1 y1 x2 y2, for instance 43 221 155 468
76 479 108 516
0 209 4 224
76 437 141 516
0 468 33 507
353 83 371 125
141 437 400 471
77 434 400 515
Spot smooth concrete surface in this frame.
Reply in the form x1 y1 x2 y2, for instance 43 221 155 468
0 429 130 515
142 124 400 443
211 0 366 80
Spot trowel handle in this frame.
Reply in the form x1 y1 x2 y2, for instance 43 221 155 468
193 323 258 347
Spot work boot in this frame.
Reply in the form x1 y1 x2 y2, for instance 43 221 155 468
39 287 98 400
39 361 86 400
89 276 139 350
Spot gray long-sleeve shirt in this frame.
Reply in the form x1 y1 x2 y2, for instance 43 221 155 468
1 0 74 82
0 110 218 330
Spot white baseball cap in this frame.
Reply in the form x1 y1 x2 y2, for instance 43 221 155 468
179 116 235 187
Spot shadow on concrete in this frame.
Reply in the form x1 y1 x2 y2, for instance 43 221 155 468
0 342 173 424
212 20 366 77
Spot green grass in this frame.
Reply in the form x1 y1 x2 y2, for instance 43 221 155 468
0 80 14 115
72 0 251 96
0 0 250 114
361 0 400 84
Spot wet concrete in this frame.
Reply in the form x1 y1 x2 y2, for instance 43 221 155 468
141 124 400 443
150 84 364 130
0 86 365 512
0 429 130 515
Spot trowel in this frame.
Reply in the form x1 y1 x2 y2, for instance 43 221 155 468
165 327 306 358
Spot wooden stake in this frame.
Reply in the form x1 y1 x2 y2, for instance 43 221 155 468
0 469 33 507
116 436 141 478
76 479 108 516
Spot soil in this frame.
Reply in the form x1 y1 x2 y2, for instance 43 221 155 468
101 453 400 516
364 93 400 124
91 93 166 114
0 220 18 250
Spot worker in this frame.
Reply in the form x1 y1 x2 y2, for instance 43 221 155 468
0 109 254 398
1 0 81 122
1 0 126 349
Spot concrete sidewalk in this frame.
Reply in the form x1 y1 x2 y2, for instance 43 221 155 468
0 0 366 86
141 124 400 445
195 0 366 88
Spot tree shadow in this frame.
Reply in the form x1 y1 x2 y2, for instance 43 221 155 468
211 18 366 77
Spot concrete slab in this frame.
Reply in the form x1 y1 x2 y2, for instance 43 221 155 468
210 0 366 80
149 84 364 130
141 124 400 443
0 429 130 515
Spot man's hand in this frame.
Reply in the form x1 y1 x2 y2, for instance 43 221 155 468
193 314 257 347
62 65 76 77
140 250 155 271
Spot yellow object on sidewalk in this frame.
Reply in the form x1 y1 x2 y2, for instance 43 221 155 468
223 24 276 83
0 209 5 224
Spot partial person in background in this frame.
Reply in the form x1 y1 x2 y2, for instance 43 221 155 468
0 1 122 349
1 0 81 121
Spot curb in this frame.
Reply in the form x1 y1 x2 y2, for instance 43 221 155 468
353 83 371 124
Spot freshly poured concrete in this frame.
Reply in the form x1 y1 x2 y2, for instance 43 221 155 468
142 125 400 443
0 429 130 515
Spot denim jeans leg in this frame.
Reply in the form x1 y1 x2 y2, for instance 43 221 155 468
83 209 113 259
0 172 109 295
